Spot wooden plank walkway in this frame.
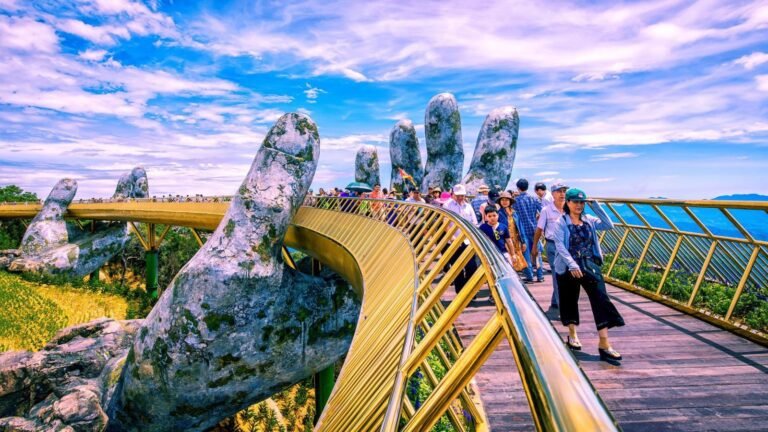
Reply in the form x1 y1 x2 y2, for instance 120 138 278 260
448 266 768 431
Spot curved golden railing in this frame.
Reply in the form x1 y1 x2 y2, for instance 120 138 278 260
0 197 619 431
593 198 768 346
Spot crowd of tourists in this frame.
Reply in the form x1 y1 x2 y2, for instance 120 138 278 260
314 179 625 365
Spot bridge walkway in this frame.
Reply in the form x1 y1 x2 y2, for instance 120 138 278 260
448 266 768 431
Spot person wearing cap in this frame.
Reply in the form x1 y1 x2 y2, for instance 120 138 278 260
478 187 501 223
532 183 569 309
513 179 544 283
552 188 625 365
405 187 426 203
534 182 553 206
471 184 490 223
443 184 480 294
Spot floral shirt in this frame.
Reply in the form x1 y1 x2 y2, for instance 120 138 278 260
567 223 593 260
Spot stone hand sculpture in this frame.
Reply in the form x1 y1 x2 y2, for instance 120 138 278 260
422 93 464 193
385 93 519 195
0 114 361 432
354 144 380 187
462 107 519 194
389 119 423 194
9 167 148 277
110 113 360 431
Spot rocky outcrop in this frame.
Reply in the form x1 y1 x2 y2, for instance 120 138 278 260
109 113 360 431
18 179 77 256
354 145 380 187
422 93 463 192
0 114 361 432
0 318 141 432
8 168 148 277
462 107 519 194
114 168 149 200
389 119 423 193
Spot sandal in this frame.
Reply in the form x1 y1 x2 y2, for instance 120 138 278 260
599 347 622 361
566 336 582 351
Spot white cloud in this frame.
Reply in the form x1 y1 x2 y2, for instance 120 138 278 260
79 49 108 61
0 16 59 53
758 75 768 91
571 177 616 183
572 72 619 82
303 83 326 103
56 19 129 45
534 171 559 176
187 0 768 82
734 52 768 70
322 134 387 151
590 152 638 162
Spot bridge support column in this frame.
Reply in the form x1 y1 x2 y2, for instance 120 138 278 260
146 249 159 299
89 268 100 285
315 364 335 421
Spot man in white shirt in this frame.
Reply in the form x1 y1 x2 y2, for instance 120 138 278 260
532 182 568 309
442 184 479 294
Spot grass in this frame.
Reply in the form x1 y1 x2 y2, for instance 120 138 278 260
0 270 128 352
602 254 768 333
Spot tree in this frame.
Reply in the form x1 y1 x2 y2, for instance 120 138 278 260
0 185 38 249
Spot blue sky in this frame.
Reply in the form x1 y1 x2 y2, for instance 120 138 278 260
0 0 766 200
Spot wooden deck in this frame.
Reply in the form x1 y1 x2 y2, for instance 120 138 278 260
448 266 768 431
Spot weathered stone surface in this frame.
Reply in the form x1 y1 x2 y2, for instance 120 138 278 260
113 167 149 200
19 179 77 256
462 107 519 194
0 318 141 431
422 93 463 192
109 113 361 432
389 119 423 193
354 145 380 187
9 168 148 277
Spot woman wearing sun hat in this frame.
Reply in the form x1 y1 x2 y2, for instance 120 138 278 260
552 188 625 365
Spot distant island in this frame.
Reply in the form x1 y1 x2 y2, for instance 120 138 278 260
712 194 768 201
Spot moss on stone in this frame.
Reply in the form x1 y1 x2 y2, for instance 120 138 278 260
224 220 235 238
262 325 274 342
204 313 235 331
492 118 511 134
217 353 242 368
295 115 320 140
207 373 234 388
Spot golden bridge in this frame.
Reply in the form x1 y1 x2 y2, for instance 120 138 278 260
1 196 767 431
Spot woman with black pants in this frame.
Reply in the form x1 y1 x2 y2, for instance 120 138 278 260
552 188 625 364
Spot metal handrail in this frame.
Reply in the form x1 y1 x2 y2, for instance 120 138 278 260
307 197 618 432
594 197 768 345
0 197 620 430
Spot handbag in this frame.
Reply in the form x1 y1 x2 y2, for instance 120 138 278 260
513 248 528 272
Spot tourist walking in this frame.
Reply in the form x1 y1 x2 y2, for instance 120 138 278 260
531 183 568 309
513 179 543 283
479 206 517 268
552 188 625 365
443 184 479 294
534 182 552 206
496 192 527 272
470 184 490 224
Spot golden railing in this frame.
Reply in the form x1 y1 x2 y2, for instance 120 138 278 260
594 198 768 345
305 197 618 431
0 197 619 431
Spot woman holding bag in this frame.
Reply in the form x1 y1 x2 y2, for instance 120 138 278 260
496 192 528 272
552 188 625 365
